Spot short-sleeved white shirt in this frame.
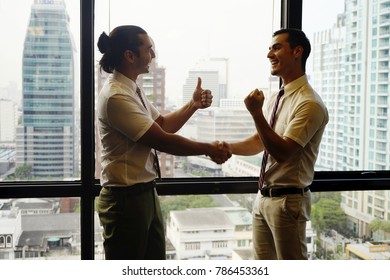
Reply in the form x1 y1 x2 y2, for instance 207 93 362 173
263 74 329 188
97 71 160 187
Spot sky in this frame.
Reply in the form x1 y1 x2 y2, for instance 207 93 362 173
0 0 345 104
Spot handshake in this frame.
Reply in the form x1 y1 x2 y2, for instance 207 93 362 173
208 141 232 164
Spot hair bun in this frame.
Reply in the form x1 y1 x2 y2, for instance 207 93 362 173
97 32 111 54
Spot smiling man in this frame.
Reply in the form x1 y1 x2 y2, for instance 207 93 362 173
217 29 329 259
96 25 231 260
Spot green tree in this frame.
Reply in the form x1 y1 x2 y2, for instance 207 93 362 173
160 195 220 221
14 164 33 180
311 192 341 204
369 218 390 233
369 219 382 232
311 196 346 235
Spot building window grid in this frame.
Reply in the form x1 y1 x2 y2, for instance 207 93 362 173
212 241 228 249
184 242 200 251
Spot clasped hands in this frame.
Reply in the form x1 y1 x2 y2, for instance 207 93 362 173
208 141 232 164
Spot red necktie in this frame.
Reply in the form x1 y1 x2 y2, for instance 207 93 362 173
136 86 162 179
258 88 284 190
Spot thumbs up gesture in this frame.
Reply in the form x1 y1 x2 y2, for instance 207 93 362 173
192 77 213 109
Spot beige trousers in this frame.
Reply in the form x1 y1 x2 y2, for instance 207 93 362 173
252 190 311 260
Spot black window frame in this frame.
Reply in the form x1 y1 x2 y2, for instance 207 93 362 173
0 0 389 260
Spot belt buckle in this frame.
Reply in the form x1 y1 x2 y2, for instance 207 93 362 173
267 187 280 197
261 188 272 197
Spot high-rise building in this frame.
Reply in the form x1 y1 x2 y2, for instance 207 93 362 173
183 70 220 107
341 0 390 238
0 99 17 144
311 14 346 171
16 0 77 179
137 59 166 113
311 0 390 238
182 58 228 107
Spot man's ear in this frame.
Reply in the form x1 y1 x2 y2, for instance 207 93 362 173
293 46 303 58
124 50 136 63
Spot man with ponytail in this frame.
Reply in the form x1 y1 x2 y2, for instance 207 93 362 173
96 25 230 260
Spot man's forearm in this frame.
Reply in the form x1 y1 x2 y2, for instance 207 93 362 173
160 100 197 133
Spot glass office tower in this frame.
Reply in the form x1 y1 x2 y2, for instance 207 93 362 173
16 0 77 179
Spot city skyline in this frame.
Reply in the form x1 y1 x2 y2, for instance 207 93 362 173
1 0 344 103
0 0 387 177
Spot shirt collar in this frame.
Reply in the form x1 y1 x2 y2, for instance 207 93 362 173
282 74 308 96
111 70 138 94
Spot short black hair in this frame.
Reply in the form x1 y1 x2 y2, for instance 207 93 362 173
273 28 311 72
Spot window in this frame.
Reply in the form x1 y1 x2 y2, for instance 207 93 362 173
185 242 200 251
5 235 12 248
212 241 228 248
237 240 246 247
0 0 389 261
0 0 80 182
94 0 280 179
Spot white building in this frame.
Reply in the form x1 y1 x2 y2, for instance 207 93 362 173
166 206 316 260
311 0 390 238
0 99 17 144
182 58 228 107
0 209 21 260
311 14 345 172
166 208 236 259
218 207 253 249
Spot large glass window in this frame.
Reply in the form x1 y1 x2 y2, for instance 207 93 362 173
93 0 280 260
0 0 82 260
302 0 390 260
303 0 390 172
0 0 389 261
94 0 281 179
0 0 80 182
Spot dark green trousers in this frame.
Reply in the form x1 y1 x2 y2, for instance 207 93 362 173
97 184 166 260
